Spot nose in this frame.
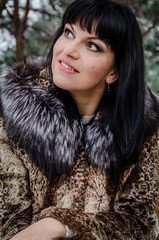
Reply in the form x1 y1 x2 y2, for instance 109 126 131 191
64 42 79 60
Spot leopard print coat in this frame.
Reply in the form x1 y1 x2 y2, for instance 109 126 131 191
0 60 159 240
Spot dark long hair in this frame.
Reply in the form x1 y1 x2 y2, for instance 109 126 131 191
46 0 157 174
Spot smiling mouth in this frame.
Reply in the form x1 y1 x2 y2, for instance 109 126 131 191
59 60 79 73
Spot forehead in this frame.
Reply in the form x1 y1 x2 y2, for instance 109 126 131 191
66 17 99 35
67 22 98 36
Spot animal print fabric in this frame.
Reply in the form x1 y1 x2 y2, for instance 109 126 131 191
0 63 159 239
1 117 159 239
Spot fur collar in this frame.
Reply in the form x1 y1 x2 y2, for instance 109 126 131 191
0 59 158 178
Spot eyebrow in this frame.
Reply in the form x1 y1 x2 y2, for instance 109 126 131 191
87 37 100 40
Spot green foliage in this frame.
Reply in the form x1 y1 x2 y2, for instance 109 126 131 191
136 0 159 23
0 48 15 65
145 57 159 94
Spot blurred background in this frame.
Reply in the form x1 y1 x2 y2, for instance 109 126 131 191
0 0 159 96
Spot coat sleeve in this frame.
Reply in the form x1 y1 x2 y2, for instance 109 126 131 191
39 133 159 240
0 118 33 240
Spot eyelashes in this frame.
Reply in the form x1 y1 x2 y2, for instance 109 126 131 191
64 27 74 38
86 42 103 52
63 26 104 53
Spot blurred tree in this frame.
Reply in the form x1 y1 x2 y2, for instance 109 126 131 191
118 0 159 94
0 0 8 18
0 0 30 60
0 0 72 62
137 0 159 95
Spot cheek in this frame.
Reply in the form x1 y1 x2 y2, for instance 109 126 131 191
52 39 63 70
88 63 103 78
90 66 98 79
53 38 63 57
84 65 102 85
86 61 110 84
86 63 98 74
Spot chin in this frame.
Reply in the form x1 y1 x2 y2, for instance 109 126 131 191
53 80 73 91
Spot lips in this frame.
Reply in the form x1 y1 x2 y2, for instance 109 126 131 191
59 59 79 74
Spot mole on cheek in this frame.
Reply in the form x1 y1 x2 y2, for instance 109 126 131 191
92 66 95 69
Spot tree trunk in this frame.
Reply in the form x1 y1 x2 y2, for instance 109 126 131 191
13 0 30 60
16 34 25 61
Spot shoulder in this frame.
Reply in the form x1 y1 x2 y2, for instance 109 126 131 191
0 58 51 119
0 59 64 127
144 85 159 139
0 59 71 178
0 58 50 92
0 58 62 132
141 131 158 165
3 58 47 80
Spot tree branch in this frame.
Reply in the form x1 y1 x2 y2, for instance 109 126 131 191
13 0 20 35
25 37 42 55
6 8 13 19
30 25 53 38
142 25 155 38
0 0 8 18
19 6 59 18
21 0 30 34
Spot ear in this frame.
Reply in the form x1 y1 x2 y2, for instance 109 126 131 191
105 71 119 84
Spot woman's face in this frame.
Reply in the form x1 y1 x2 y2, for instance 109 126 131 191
52 23 117 96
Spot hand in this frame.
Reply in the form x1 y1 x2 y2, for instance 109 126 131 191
10 217 66 240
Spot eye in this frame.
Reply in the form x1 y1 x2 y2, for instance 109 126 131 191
64 28 74 39
87 42 102 52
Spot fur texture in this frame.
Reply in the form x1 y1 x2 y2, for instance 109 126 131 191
1 60 84 177
0 59 159 240
0 60 158 178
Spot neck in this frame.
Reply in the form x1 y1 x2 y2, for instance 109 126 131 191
70 90 105 116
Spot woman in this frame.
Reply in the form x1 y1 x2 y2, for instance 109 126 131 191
0 0 159 239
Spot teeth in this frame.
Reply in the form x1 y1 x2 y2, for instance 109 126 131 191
61 61 75 71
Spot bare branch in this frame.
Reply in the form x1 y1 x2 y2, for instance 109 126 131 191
0 0 8 18
21 0 30 35
6 8 13 19
19 6 60 18
142 25 155 39
13 0 20 35
30 25 53 38
25 37 40 55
